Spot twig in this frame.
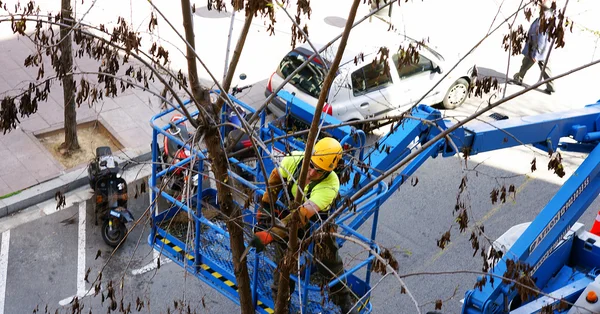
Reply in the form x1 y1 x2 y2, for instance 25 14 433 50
307 57 600 245
327 232 421 314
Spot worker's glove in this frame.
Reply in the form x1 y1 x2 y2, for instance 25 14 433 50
298 205 317 226
250 230 276 253
254 231 274 246
252 224 288 247
275 205 317 228
247 235 266 253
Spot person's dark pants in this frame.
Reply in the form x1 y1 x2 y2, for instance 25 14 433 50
514 55 555 92
314 233 356 310
270 231 357 313
270 242 296 299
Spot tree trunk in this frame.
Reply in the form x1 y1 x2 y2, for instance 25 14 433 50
59 0 79 153
180 1 254 313
274 0 362 312
215 11 253 111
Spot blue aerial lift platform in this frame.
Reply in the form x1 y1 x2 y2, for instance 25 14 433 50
148 90 600 313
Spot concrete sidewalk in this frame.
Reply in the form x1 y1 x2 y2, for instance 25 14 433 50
0 34 267 218
0 0 339 215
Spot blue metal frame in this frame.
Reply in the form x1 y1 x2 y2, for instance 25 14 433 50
148 92 381 313
149 91 600 313
454 101 600 314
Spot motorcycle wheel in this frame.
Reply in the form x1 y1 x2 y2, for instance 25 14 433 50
101 218 127 248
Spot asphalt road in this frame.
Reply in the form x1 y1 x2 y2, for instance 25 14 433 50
0 192 239 314
355 149 600 313
0 1 599 312
0 101 598 314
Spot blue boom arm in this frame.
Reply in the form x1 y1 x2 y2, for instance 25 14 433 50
148 85 600 313
449 102 600 313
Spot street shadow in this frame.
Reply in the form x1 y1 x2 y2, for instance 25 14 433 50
194 5 233 18
477 66 552 95
477 67 511 84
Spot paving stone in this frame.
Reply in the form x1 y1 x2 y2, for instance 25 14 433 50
72 57 101 73
3 131 42 159
34 166 63 183
18 116 51 133
0 77 11 96
34 101 65 127
100 108 137 132
238 80 268 104
117 126 152 149
0 149 23 175
20 153 62 183
0 52 23 72
75 103 100 122
2 67 36 90
114 93 144 108
0 168 38 193
0 178 10 198
3 39 35 62
122 103 159 130
46 83 66 109
141 122 155 139
0 129 22 146
92 98 120 113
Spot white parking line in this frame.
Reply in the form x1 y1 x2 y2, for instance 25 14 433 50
0 187 90 234
58 202 89 307
58 288 96 306
131 248 171 276
77 202 86 295
0 230 10 314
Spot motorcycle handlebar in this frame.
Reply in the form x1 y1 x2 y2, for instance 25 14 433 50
231 84 253 96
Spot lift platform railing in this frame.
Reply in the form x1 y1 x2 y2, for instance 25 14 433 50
148 93 393 313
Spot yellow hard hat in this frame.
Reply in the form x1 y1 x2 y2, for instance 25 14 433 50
311 137 343 172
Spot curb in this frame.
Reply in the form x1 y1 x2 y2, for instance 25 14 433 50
0 149 154 219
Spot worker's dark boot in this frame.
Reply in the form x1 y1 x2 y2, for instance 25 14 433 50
332 293 359 314
512 73 523 85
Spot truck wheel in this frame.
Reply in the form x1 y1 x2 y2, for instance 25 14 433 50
442 78 469 109
101 218 127 248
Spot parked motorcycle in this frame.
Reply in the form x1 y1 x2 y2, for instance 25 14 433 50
87 146 134 247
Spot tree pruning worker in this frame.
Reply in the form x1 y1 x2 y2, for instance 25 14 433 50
253 137 358 314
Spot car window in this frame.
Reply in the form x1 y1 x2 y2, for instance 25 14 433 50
351 61 393 96
393 53 433 79
278 51 327 99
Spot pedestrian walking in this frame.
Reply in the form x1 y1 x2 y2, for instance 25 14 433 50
513 0 556 94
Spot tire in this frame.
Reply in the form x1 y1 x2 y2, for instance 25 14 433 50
348 119 366 132
101 218 127 248
442 78 469 109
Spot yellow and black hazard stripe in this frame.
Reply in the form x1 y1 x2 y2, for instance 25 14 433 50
156 234 275 314
357 297 370 312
